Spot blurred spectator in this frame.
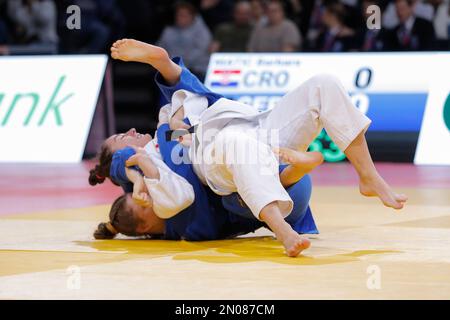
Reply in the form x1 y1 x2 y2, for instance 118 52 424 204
0 22 8 54
358 0 389 51
282 0 302 28
383 0 435 28
303 0 326 50
0 0 9 43
248 0 302 52
199 0 234 31
427 0 450 47
0 19 8 44
57 0 125 54
314 2 357 52
384 0 436 51
211 0 253 52
339 0 365 30
2 0 58 55
250 0 268 26
157 1 212 79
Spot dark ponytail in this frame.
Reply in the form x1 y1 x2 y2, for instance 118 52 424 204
88 143 115 186
93 222 117 239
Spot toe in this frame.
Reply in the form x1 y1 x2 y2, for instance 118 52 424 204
392 201 404 210
301 238 311 250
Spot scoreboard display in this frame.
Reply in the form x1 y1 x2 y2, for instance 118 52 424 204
205 52 450 164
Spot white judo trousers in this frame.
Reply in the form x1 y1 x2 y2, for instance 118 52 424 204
190 74 372 220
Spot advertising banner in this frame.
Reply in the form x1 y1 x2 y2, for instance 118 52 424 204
205 52 450 163
0 55 107 163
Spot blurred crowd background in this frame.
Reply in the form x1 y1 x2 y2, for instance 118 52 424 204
1 0 449 136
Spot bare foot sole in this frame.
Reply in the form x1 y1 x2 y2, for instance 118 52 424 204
282 233 311 257
274 147 324 172
110 38 168 64
359 175 408 210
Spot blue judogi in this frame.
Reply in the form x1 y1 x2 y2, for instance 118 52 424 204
156 123 264 240
110 123 263 240
109 126 318 239
156 57 222 107
109 56 319 238
154 57 319 234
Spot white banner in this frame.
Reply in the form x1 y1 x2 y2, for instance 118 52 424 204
0 55 107 163
205 52 450 132
414 82 450 165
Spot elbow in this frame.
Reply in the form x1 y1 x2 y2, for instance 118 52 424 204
154 186 195 219
176 185 195 212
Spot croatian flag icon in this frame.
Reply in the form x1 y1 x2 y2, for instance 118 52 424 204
210 70 241 88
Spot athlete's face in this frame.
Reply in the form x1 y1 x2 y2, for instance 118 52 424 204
105 128 152 152
125 195 165 235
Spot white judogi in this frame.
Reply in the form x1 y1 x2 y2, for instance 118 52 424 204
141 90 216 219
166 74 371 220
140 126 195 219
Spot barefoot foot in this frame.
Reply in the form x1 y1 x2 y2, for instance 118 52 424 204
110 38 168 64
282 232 311 257
359 175 408 209
274 147 324 172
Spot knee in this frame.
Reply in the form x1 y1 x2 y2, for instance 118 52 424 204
308 73 341 89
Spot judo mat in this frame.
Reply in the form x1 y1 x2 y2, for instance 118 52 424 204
0 162 449 299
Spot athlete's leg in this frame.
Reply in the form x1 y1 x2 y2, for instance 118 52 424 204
345 131 407 209
210 129 311 257
274 147 323 188
222 174 313 229
260 201 310 257
110 39 181 85
261 74 407 209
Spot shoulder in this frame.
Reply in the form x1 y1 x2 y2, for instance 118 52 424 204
162 26 177 36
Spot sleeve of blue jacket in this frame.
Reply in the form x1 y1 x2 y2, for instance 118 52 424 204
109 147 141 193
154 56 223 106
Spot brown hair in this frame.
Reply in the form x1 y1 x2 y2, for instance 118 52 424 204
93 194 142 239
174 1 197 16
89 143 117 186
325 2 347 24
396 0 415 6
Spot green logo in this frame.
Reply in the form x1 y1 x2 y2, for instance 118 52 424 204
444 92 450 132
308 129 346 162
0 75 74 126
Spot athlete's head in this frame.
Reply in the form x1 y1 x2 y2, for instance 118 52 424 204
93 194 165 239
105 128 152 152
88 128 152 186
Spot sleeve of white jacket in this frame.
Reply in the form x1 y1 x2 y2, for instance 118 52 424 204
158 104 171 126
169 90 208 126
143 168 195 219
